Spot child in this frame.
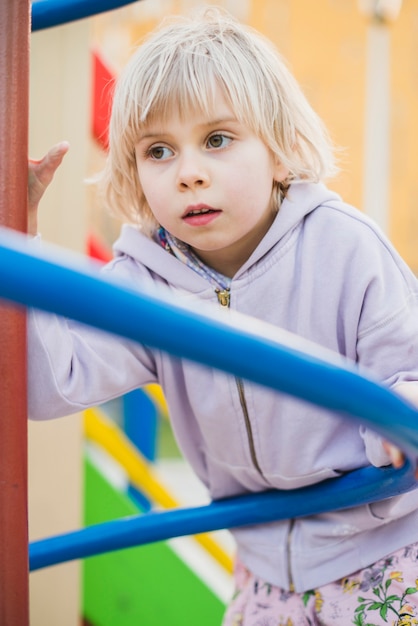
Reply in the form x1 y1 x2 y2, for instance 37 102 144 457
28 8 418 625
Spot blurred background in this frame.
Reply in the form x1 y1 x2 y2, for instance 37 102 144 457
28 1 418 624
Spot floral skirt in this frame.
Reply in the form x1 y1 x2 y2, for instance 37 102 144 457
222 543 418 626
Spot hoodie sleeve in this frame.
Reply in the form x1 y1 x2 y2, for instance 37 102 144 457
28 308 158 421
360 382 418 467
359 426 392 467
357 287 418 467
353 229 418 466
26 233 169 420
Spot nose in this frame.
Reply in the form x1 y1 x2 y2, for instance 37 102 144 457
176 150 210 191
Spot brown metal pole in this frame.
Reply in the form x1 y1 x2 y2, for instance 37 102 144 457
0 1 31 625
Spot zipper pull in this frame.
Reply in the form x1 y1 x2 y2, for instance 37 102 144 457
215 288 230 307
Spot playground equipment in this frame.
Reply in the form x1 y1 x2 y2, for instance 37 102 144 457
1 1 416 624
82 453 227 625
0 225 417 552
84 406 233 574
83 407 230 625
0 223 417 623
0 4 31 624
31 0 141 31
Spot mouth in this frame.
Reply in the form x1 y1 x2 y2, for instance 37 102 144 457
182 204 221 227
182 204 220 218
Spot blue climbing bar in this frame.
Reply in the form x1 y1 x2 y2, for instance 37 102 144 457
31 0 141 31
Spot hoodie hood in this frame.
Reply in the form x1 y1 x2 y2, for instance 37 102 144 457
235 182 341 277
112 181 342 289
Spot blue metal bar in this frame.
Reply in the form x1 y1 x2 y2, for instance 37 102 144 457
29 461 415 571
0 228 417 570
31 0 142 31
1 228 418 459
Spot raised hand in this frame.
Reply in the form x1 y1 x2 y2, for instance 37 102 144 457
28 142 69 235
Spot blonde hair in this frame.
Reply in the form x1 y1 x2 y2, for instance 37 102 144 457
99 6 339 235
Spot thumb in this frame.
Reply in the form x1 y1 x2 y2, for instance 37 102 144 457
30 141 70 187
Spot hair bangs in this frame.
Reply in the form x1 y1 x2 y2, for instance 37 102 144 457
138 49 226 127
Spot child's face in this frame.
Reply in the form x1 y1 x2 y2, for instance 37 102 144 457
134 88 288 277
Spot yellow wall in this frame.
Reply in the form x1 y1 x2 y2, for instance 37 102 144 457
248 0 367 207
391 2 418 271
91 0 418 272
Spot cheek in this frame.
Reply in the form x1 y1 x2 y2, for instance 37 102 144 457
142 190 164 222
230 165 274 205
137 169 161 208
137 166 149 194
238 149 277 187
138 162 172 195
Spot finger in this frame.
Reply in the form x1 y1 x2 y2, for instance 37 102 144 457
47 141 70 161
29 141 70 164
382 441 405 468
28 142 70 216
391 448 405 468
30 141 70 185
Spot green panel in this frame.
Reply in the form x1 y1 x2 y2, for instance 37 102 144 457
83 457 225 626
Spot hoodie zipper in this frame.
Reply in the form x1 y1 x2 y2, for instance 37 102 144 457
287 519 295 591
215 288 263 476
215 288 231 307
215 286 295 591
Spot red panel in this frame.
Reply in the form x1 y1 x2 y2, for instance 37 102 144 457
87 232 113 263
92 51 115 151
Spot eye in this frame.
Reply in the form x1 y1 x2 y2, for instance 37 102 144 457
207 134 232 149
147 145 173 160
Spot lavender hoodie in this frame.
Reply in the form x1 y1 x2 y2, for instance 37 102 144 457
28 182 418 591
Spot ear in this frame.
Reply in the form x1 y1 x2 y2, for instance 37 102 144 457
273 157 289 183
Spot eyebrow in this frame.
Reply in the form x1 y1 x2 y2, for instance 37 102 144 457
204 116 238 127
137 116 239 141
